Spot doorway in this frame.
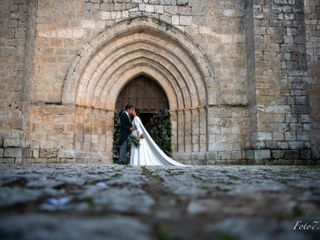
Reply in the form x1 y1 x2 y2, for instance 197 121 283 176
113 75 171 163
116 75 169 125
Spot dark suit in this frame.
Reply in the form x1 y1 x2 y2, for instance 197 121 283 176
119 111 132 164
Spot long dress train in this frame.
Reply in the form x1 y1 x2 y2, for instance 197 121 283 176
129 116 184 166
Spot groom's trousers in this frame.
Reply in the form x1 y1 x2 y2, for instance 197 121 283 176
119 139 128 164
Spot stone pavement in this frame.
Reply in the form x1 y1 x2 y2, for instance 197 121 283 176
0 164 319 240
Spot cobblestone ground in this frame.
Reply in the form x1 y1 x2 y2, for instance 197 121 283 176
0 164 319 240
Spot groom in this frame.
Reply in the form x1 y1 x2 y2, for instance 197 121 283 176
118 104 136 165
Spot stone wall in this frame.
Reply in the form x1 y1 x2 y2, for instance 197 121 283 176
27 0 251 164
248 0 314 164
0 0 319 164
244 0 257 162
304 0 320 159
0 0 31 163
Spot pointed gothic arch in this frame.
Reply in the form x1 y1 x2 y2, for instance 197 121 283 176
62 16 220 162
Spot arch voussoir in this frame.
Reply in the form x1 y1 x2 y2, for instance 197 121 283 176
62 16 219 160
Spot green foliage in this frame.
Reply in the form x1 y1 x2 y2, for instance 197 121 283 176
84 197 94 206
292 204 304 217
112 110 172 163
146 110 172 157
217 232 235 240
129 135 141 148
112 111 120 163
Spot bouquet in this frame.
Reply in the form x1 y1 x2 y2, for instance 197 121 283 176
130 134 145 148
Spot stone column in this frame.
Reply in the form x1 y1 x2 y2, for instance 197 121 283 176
191 108 200 152
170 111 178 153
250 0 313 163
304 0 320 160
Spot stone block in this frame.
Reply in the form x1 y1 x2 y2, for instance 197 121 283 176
164 5 178 14
139 3 145 11
25 158 34 164
114 3 126 11
160 0 176 5
4 148 22 158
47 158 60 164
284 132 296 141
228 159 241 164
245 150 255 161
301 149 311 159
271 150 285 159
60 158 76 164
223 9 235 17
273 132 284 141
258 113 274 122
15 157 22 164
101 11 111 20
75 151 102 160
178 6 191 14
206 151 217 160
3 139 21 147
254 150 271 160
298 114 311 123
160 14 171 24
277 141 289 149
231 151 241 160
278 159 295 164
254 158 265 164
289 141 304 149
265 105 291 113
154 5 164 13
58 149 76 159
172 15 179 25
257 132 272 140
179 15 192 25
0 148 3 157
292 105 309 114
15 28 25 39
295 96 308 105
296 132 310 141
177 0 188 5
303 123 311 131
312 150 320 160
145 4 154 12
1 158 15 164
217 151 231 160
34 158 47 164
285 150 300 160
33 149 39 158
39 149 58 158
23 148 33 158
285 114 297 123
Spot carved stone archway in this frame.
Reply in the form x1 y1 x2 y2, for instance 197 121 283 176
116 75 169 113
63 17 220 163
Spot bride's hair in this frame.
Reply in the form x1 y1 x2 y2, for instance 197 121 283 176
134 108 140 116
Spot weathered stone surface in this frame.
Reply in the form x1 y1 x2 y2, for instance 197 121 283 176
0 164 319 239
0 0 319 164
4 148 22 158
0 215 153 240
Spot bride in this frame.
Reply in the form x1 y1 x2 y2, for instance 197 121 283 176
129 109 184 166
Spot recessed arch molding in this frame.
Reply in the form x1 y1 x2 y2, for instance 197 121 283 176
62 16 221 163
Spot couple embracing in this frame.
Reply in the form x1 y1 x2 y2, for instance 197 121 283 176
118 104 184 166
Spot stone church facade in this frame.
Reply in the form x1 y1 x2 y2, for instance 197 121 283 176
0 0 319 164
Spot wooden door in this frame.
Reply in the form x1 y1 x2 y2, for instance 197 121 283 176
116 75 169 113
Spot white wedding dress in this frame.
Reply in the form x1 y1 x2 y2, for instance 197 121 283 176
130 116 184 166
